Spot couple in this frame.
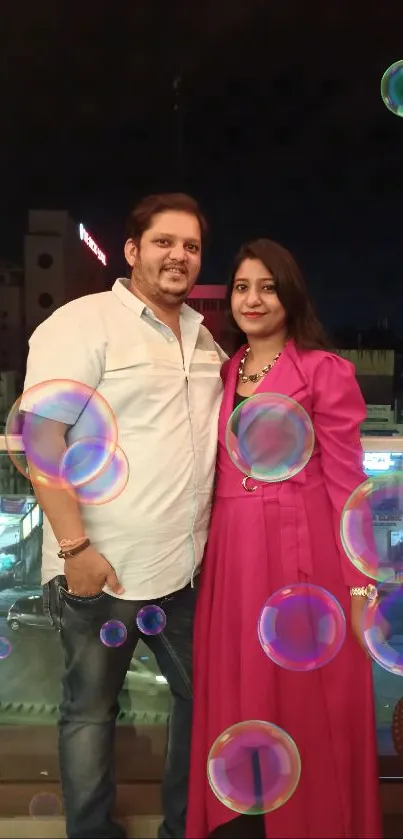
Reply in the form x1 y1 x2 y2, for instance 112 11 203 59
23 192 382 839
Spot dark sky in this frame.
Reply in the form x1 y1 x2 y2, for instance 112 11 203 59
1 0 402 333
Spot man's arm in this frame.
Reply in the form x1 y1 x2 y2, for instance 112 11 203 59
25 416 85 543
26 417 124 596
22 305 124 596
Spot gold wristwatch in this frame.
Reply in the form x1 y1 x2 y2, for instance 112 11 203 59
349 584 377 601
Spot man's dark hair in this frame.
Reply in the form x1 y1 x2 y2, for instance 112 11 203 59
125 193 208 244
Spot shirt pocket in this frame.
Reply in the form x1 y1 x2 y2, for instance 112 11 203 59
103 346 151 377
190 348 222 378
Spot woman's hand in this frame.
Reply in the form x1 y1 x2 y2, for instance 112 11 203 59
350 595 370 655
350 593 391 657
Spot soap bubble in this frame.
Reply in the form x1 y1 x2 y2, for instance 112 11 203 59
381 60 403 117
207 720 301 815
136 605 166 635
100 620 127 648
226 393 314 483
258 583 346 671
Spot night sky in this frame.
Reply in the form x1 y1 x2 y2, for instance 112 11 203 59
1 0 402 334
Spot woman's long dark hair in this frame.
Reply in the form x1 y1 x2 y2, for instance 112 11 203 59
225 239 332 353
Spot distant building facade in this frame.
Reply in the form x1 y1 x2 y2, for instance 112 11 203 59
338 349 395 406
24 211 108 337
188 284 227 341
0 260 25 373
0 212 109 377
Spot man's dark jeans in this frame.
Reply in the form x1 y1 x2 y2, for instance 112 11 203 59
43 576 196 839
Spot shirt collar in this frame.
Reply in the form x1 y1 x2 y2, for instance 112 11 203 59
112 277 203 323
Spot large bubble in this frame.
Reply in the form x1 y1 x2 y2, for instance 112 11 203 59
362 579 403 676
6 379 117 490
207 720 301 815
60 436 115 489
258 583 346 671
226 393 314 483
340 475 403 582
66 442 130 506
381 60 403 117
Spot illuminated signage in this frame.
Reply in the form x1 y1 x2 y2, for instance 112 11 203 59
364 452 395 472
79 223 107 266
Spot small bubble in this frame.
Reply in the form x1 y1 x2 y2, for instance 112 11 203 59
0 637 12 661
100 620 127 648
136 605 166 636
29 793 63 818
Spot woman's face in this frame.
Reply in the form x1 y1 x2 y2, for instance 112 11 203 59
231 258 287 340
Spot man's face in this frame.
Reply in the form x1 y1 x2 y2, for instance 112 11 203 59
124 210 202 309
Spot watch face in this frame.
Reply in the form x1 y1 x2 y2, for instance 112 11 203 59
366 585 378 601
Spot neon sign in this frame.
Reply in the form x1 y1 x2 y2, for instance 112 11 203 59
79 223 107 266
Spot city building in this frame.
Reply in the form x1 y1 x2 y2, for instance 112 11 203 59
0 371 21 430
24 211 108 337
0 260 25 373
188 284 227 341
0 212 109 378
338 349 394 406
338 349 402 435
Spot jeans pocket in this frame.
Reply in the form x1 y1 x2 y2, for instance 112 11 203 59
58 586 108 605
43 576 64 632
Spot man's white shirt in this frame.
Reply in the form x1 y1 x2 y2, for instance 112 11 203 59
22 278 227 599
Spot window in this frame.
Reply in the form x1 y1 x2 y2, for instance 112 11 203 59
362 448 403 776
21 511 31 540
0 447 170 816
0 440 401 819
37 254 54 270
38 292 54 309
31 504 40 530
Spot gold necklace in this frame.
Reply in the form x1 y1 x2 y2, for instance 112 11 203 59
238 346 283 384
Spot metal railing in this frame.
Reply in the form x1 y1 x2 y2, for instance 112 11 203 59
1 434 403 453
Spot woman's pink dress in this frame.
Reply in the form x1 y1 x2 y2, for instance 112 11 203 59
186 341 382 839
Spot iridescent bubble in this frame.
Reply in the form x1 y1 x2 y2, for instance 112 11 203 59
100 620 127 648
68 444 129 506
225 393 314 483
381 60 403 117
29 792 63 818
0 637 12 660
136 604 166 636
60 436 115 489
207 720 301 815
5 379 117 489
340 475 403 582
258 583 346 672
362 579 403 676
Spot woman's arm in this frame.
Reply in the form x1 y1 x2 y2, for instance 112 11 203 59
312 353 375 587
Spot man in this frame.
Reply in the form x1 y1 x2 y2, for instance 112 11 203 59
22 193 227 839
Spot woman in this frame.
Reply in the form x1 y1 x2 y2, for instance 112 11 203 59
186 240 382 839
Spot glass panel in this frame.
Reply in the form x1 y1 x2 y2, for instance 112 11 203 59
363 448 403 776
1 440 403 797
0 449 170 794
